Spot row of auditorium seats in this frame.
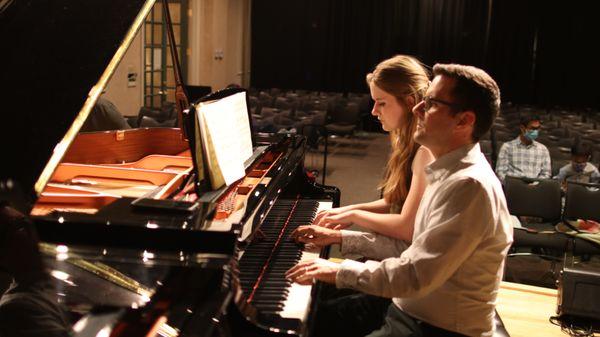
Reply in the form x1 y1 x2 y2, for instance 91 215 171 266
101 87 371 138
247 88 371 146
505 177 600 230
245 87 372 182
122 91 600 183
503 176 600 288
245 90 600 183
125 85 212 128
127 101 178 128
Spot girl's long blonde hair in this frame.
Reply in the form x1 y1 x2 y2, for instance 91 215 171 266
366 55 429 205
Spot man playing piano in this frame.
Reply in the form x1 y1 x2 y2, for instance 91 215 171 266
287 64 513 337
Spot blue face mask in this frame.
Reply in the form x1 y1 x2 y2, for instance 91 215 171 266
524 129 539 141
573 162 586 173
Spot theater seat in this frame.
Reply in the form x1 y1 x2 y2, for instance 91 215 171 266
137 116 177 128
138 115 160 127
503 177 568 287
325 102 360 137
563 181 600 222
504 176 562 231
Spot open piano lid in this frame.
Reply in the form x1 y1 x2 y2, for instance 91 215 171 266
0 0 155 205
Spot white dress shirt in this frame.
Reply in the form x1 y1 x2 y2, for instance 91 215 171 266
336 143 513 336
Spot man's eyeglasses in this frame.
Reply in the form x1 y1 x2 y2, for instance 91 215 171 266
421 96 463 111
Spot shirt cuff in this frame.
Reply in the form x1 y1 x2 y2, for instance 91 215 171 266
336 259 368 289
340 229 368 255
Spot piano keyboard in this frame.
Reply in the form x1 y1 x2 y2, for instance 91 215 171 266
238 198 333 322
280 201 332 321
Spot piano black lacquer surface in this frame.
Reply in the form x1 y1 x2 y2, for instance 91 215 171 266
1 1 340 336
32 132 339 337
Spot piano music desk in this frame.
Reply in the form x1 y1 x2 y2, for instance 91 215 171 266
496 281 564 337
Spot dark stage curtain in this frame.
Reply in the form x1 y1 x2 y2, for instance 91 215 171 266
486 0 600 108
251 0 599 108
533 2 600 109
251 0 488 93
485 0 539 105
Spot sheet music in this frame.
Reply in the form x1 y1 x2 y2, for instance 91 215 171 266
197 92 253 187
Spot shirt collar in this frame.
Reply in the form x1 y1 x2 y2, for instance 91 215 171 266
424 143 480 183
516 136 536 148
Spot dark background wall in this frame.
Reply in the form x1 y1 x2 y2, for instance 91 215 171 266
250 0 600 109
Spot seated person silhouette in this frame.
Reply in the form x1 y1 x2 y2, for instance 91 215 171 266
0 203 71 337
80 97 131 132
554 142 600 187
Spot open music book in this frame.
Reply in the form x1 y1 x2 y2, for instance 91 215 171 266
195 91 253 190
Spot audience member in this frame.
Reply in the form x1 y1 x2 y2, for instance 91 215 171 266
288 64 513 336
554 143 600 186
495 115 551 182
80 96 131 132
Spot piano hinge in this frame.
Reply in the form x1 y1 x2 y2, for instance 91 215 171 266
115 130 125 141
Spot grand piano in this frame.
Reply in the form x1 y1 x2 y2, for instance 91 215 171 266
0 1 339 336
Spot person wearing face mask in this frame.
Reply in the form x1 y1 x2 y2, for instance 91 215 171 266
554 142 600 187
495 115 551 182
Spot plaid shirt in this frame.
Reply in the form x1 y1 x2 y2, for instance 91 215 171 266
495 137 551 182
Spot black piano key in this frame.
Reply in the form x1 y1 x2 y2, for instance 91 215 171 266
253 305 284 312
258 279 290 284
249 293 286 300
255 286 290 295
